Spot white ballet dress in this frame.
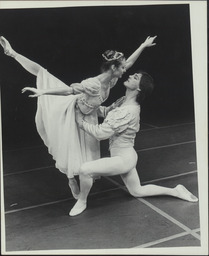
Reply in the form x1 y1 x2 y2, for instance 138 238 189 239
35 67 113 178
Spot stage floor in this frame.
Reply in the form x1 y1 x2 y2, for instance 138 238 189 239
2 119 200 252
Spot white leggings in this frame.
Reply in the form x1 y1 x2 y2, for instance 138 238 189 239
78 147 179 202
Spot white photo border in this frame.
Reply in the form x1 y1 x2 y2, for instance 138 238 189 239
0 1 208 255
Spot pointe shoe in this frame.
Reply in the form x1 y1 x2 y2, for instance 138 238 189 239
0 36 16 57
175 184 198 202
68 180 80 200
69 200 87 216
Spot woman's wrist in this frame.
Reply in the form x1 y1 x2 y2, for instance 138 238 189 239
140 42 146 49
11 50 18 59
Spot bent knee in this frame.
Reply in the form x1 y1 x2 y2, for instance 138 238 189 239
79 163 92 176
129 189 143 198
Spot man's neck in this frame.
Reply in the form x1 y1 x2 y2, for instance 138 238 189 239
123 90 138 105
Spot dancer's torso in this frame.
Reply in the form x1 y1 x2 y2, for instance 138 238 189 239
76 77 112 115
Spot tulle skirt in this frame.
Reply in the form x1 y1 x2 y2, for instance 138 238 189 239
35 68 100 178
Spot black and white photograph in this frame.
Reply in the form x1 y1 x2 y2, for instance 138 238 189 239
0 1 207 255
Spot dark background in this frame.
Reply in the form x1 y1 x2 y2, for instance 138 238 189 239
0 4 194 149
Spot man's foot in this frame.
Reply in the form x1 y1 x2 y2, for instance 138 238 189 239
0 36 16 57
68 178 80 200
69 200 87 216
175 184 198 202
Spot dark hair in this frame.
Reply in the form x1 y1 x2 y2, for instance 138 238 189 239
136 71 154 105
100 50 125 72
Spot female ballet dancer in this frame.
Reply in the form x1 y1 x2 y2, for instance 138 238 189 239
0 35 157 199
72 71 198 216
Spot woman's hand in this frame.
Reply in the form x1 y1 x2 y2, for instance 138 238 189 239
75 107 85 128
142 36 157 48
22 87 44 97
125 36 157 70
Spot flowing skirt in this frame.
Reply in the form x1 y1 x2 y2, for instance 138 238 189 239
35 68 100 178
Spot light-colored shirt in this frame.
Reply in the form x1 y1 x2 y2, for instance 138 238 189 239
82 101 140 149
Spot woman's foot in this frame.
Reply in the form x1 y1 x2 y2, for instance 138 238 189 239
175 184 198 202
0 36 16 57
69 199 87 216
68 178 80 200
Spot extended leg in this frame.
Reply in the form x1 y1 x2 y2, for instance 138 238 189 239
121 168 198 202
0 36 41 76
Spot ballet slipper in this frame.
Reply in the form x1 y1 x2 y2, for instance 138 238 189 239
175 184 198 202
68 179 80 200
0 36 16 57
69 200 87 216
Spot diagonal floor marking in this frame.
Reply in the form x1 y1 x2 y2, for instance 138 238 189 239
4 171 198 214
142 170 197 185
141 122 159 128
5 198 71 214
134 231 189 248
133 228 200 248
193 228 201 233
5 187 121 214
136 140 195 152
3 122 195 153
140 122 195 132
3 141 196 177
138 197 200 240
4 166 55 177
106 170 198 189
104 176 200 241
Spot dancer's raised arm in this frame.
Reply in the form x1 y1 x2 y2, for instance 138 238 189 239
125 36 157 70
0 36 42 76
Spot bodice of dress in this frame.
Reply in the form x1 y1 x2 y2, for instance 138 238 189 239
71 77 110 115
82 103 141 149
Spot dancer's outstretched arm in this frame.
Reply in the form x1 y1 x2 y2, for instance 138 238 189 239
22 78 98 97
21 85 78 97
125 36 157 70
0 36 42 76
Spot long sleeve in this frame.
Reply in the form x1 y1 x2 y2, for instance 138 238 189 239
71 77 101 95
97 96 125 118
82 121 115 141
82 106 132 141
70 83 85 94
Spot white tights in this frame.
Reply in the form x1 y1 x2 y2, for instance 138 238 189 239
77 147 198 203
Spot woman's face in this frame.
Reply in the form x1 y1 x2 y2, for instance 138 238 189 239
124 73 142 90
113 59 126 78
